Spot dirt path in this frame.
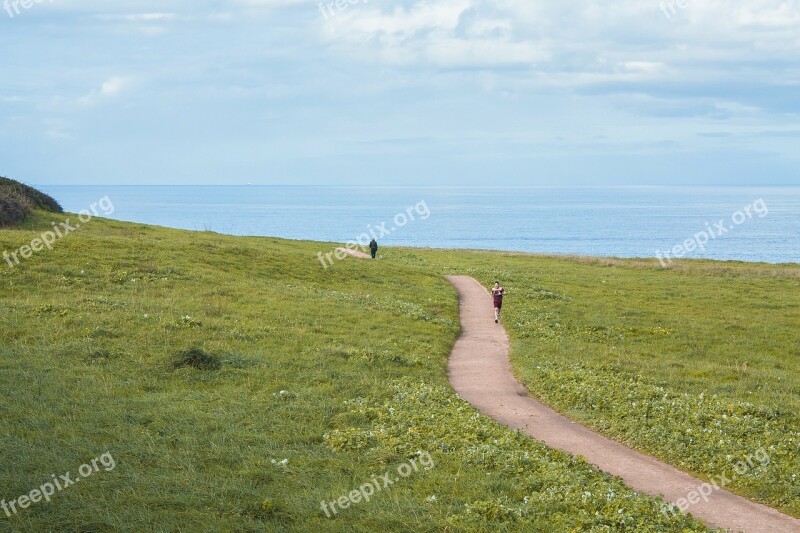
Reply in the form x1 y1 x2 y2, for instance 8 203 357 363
446 275 800 533
336 247 372 260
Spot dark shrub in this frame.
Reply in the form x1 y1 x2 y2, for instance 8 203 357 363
172 348 222 371
0 176 63 227
0 195 29 227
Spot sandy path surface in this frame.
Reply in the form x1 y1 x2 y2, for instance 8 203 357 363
446 275 800 533
336 247 372 259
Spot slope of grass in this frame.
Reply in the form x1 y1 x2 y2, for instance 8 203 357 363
0 177 62 227
395 249 800 518
0 213 708 532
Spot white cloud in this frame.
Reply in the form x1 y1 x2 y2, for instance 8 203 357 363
95 12 175 22
322 0 550 67
732 1 800 28
619 62 663 73
125 13 174 22
100 77 129 97
92 11 176 34
78 77 133 106
318 0 800 80
336 0 470 35
424 37 548 67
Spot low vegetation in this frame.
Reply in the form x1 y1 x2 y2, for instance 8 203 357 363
402 249 800 518
2 182 797 530
0 177 62 227
1 212 709 531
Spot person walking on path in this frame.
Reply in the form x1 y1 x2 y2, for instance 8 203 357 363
491 281 505 323
369 238 378 259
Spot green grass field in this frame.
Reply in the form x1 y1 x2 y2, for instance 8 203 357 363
404 250 800 518
1 210 797 531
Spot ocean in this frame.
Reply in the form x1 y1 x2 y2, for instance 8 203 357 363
39 185 800 264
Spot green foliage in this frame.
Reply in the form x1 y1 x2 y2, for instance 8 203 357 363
326 380 707 531
172 348 222 371
0 177 62 227
403 248 800 519
526 361 800 514
1 211 796 531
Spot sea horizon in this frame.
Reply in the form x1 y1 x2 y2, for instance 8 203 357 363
38 185 800 265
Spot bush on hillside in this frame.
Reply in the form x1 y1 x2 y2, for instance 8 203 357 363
171 348 222 371
0 176 63 227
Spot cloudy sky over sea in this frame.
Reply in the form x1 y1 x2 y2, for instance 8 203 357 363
2 0 799 185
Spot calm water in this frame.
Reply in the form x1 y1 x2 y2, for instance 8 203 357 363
39 186 800 264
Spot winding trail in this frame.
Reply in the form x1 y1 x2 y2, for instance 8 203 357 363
336 247 372 260
445 275 800 533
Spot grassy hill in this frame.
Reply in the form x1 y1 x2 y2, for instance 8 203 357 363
1 201 797 531
0 177 62 227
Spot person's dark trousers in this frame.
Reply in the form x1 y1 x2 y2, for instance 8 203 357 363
371 249 377 259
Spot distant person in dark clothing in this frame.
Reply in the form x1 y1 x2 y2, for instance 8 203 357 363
369 238 378 259
491 281 505 323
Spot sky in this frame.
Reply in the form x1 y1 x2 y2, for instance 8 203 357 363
1 0 799 186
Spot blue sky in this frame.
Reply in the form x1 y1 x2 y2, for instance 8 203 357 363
1 0 799 185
